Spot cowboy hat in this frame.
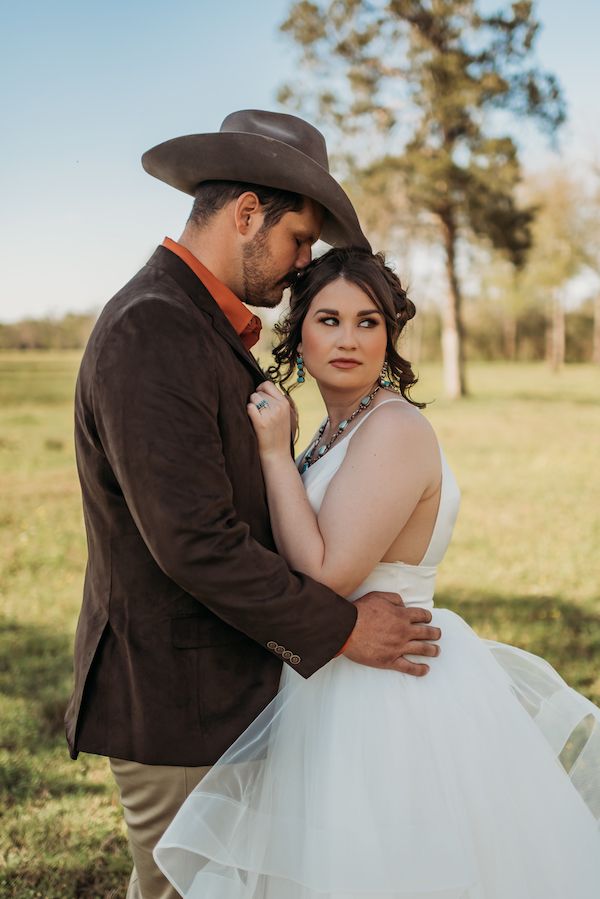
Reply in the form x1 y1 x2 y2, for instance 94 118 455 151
142 109 371 251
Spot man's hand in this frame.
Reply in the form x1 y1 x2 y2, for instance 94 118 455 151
342 591 441 676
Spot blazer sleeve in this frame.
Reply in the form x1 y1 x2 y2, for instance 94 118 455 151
92 296 357 677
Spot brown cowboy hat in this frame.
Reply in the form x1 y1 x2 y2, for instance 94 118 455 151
142 109 371 251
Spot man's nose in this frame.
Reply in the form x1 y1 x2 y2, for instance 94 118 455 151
295 245 312 269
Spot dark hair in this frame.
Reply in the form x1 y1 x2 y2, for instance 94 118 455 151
188 180 305 230
267 246 424 408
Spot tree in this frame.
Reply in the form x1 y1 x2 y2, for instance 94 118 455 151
520 169 588 370
475 251 528 360
279 0 565 396
581 159 600 365
0 312 97 350
469 167 588 367
594 293 600 366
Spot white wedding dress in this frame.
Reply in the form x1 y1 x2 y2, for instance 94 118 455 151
155 400 600 898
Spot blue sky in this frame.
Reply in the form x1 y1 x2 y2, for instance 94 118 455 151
1 0 599 322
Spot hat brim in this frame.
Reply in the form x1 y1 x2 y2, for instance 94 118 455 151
142 132 371 251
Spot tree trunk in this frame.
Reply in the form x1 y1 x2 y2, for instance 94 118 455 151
412 312 423 367
502 315 517 361
403 313 423 367
547 290 565 371
593 293 600 365
440 213 467 398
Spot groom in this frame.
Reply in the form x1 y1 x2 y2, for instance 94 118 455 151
65 109 441 898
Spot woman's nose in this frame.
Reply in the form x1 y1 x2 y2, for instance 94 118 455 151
337 326 357 350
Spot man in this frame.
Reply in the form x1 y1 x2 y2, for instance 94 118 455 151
65 109 441 899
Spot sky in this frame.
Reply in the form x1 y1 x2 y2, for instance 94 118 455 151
1 0 599 323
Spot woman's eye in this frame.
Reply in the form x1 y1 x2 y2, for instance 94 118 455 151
318 316 338 326
359 318 378 328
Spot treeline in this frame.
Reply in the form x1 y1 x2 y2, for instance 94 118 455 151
402 300 598 366
1 302 597 364
0 313 97 350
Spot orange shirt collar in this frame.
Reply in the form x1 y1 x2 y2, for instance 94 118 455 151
162 237 261 350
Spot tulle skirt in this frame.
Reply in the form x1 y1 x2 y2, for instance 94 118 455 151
154 609 600 898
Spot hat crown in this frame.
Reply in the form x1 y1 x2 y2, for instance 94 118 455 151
220 109 329 173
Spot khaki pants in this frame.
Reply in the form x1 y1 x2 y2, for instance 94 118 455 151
110 757 211 899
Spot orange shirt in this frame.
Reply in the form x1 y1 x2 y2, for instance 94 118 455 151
162 237 262 350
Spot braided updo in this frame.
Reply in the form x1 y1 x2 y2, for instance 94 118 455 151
267 246 424 409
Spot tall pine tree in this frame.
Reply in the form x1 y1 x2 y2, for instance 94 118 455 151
279 0 565 396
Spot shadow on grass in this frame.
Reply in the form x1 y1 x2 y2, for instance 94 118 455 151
1 841 129 899
0 616 106 807
0 616 73 743
0 747 107 808
437 591 600 698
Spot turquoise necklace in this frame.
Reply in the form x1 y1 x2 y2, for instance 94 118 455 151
301 384 382 473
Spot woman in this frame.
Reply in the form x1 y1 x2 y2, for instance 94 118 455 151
155 248 600 897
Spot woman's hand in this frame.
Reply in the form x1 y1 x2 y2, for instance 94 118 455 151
247 381 292 459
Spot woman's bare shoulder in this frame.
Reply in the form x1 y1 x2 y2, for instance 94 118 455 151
348 397 437 454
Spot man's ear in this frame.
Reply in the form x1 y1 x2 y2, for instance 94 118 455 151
234 192 263 237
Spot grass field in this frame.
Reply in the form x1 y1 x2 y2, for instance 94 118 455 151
1 352 599 897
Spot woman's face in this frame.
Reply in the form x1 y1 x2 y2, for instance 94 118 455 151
299 277 388 394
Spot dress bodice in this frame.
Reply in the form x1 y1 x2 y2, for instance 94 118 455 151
297 399 461 609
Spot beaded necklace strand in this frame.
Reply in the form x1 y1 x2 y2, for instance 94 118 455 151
301 384 382 473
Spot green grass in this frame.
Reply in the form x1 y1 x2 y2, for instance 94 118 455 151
1 352 599 897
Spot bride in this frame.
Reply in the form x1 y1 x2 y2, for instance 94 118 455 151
154 247 600 897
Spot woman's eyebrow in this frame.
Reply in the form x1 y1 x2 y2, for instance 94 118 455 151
313 308 383 316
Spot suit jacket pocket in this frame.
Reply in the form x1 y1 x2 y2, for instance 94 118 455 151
171 614 249 649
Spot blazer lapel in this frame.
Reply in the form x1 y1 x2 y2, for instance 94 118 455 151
147 246 267 387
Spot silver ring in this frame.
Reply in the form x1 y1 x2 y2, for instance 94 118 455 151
255 399 270 411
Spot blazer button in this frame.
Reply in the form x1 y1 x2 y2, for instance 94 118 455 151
290 654 301 664
275 645 285 655
282 650 293 660
266 641 278 650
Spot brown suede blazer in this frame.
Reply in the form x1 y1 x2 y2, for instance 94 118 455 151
65 245 357 766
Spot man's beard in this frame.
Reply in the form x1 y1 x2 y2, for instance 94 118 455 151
242 228 295 308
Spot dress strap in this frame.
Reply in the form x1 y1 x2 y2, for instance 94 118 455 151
346 398 408 442
296 397 410 469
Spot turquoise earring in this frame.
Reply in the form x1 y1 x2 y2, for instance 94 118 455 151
379 359 392 388
296 352 305 384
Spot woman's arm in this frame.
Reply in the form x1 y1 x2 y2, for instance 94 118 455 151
248 383 440 596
